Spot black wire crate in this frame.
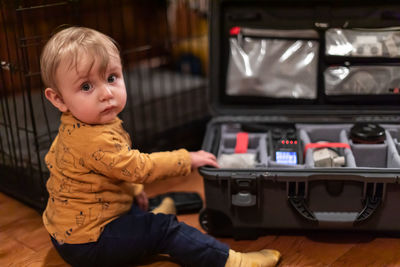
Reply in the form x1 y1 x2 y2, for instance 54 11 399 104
0 0 210 212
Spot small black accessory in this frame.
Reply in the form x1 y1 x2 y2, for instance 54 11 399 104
350 123 386 144
269 126 301 165
148 192 203 214
240 123 301 164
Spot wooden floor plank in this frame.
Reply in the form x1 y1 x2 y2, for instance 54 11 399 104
0 193 38 228
2 171 400 266
13 246 68 267
0 213 50 252
269 233 360 266
331 237 400 267
0 232 37 267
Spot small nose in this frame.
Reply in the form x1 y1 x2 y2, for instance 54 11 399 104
99 85 113 101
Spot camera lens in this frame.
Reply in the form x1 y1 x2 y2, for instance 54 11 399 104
350 123 385 144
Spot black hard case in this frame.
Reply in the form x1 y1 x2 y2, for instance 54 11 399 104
198 0 400 239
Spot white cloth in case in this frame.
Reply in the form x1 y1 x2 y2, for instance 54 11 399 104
218 153 256 168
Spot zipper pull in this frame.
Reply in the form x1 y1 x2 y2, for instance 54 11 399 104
230 26 243 47
229 26 241 36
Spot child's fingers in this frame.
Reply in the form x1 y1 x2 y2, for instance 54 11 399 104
208 153 217 161
199 150 217 161
190 151 219 168
201 151 218 167
205 158 219 168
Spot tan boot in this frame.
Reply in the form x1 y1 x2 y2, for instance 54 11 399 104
225 249 281 267
150 197 176 215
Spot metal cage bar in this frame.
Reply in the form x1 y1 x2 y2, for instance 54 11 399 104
0 0 210 211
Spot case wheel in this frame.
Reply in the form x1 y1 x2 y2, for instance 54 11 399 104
199 208 210 232
199 208 233 236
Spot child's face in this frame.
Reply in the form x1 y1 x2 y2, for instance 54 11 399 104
52 52 127 124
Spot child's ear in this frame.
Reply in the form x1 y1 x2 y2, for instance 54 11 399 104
45 88 68 112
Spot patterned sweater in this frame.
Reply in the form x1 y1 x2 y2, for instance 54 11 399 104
42 112 191 244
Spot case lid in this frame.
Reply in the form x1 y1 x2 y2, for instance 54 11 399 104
209 0 400 120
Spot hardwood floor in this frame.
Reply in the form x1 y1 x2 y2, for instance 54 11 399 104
2 171 400 266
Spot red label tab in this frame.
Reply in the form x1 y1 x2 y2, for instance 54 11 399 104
235 132 249 153
303 142 350 157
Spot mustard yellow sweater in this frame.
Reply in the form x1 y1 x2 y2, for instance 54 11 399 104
42 113 191 244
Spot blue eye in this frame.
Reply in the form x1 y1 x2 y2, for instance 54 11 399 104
107 75 116 83
81 83 92 92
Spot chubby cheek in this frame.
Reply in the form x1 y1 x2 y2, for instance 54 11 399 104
65 97 98 122
70 106 97 123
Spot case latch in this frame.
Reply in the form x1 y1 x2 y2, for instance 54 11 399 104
231 174 257 207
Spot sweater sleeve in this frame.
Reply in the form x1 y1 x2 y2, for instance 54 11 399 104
85 131 191 184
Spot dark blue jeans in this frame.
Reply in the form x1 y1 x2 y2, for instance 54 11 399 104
51 205 229 267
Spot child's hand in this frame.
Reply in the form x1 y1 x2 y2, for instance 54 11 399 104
189 150 219 169
135 191 149 211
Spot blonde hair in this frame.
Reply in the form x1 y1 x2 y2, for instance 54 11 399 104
40 26 120 89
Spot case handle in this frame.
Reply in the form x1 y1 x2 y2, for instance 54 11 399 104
288 183 382 225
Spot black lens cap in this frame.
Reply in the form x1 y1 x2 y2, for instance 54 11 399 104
350 123 386 144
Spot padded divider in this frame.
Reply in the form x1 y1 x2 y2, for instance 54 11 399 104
299 129 313 168
392 129 400 156
339 130 357 168
297 124 354 168
217 124 268 167
217 123 400 169
383 125 400 168
349 140 387 168
384 124 400 153
385 130 400 168
349 125 400 168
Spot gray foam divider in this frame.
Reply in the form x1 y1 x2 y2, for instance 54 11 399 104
217 123 305 168
384 125 400 168
299 123 400 168
217 123 400 169
217 124 268 166
339 130 357 168
347 127 400 168
384 130 400 168
349 139 387 168
298 124 354 168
